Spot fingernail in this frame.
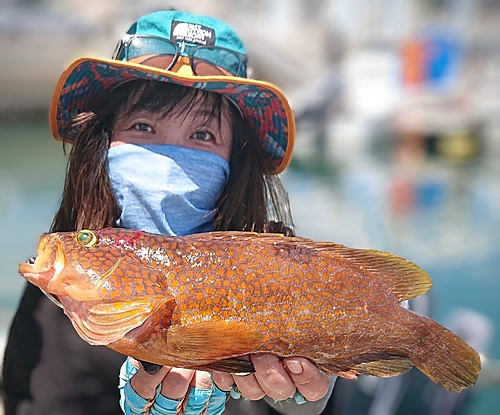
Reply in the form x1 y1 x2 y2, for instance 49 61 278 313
285 360 303 375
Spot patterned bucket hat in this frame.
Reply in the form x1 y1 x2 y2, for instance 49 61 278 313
49 10 295 174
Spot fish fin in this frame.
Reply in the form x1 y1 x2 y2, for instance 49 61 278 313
167 320 263 363
361 249 432 301
410 315 481 392
183 231 312 244
191 358 255 374
317 355 413 379
316 364 359 379
69 296 166 346
335 371 359 380
350 356 414 377
312 244 433 302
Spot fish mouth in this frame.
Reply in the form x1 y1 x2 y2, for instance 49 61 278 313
18 237 65 299
19 260 55 283
19 257 64 308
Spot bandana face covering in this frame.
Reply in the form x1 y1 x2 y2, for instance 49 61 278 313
107 144 230 236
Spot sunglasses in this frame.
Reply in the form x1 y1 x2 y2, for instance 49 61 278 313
112 34 247 78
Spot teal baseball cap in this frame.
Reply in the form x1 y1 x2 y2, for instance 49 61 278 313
127 10 246 56
49 10 295 174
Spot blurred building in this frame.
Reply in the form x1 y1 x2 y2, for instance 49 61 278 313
2 0 500 158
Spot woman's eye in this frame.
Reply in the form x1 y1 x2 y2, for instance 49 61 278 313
132 123 154 133
191 131 215 142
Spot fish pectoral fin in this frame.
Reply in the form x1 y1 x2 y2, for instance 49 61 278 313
167 320 263 361
71 297 166 346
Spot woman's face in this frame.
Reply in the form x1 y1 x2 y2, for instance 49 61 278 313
110 95 233 161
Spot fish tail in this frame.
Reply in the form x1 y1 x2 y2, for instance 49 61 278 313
410 315 481 393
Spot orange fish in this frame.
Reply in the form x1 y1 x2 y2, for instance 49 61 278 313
19 228 480 392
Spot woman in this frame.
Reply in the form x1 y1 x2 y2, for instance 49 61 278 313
2 10 334 415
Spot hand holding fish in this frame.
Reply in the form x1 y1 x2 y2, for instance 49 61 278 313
212 354 331 402
120 354 331 414
120 358 228 415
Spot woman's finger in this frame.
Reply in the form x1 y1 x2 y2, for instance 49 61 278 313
251 354 296 401
190 370 212 389
160 367 195 400
283 357 331 401
211 372 234 392
153 370 228 415
233 373 266 400
129 360 170 399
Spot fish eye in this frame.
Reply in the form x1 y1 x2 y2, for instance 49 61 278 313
76 230 98 247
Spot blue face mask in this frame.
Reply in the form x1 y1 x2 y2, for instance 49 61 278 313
106 144 230 236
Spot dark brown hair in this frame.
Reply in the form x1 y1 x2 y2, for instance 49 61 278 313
51 80 294 236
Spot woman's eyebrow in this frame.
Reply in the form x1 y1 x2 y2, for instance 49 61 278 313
183 107 222 124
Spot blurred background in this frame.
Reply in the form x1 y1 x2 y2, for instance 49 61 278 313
0 0 499 414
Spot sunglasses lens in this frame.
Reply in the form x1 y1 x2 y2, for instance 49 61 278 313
116 37 178 70
114 37 246 76
131 55 176 69
192 47 244 77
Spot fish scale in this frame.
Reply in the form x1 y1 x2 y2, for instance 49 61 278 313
19 227 481 393
165 240 379 346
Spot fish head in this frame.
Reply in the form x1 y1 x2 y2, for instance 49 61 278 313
18 228 159 304
19 228 170 346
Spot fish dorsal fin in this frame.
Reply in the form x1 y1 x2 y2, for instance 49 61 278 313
166 320 263 361
351 248 432 302
67 296 165 346
314 245 432 302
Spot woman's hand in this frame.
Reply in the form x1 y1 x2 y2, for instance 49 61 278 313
119 358 229 415
119 354 331 415
212 353 331 402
